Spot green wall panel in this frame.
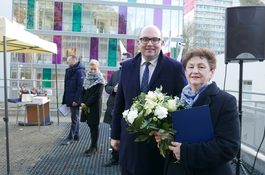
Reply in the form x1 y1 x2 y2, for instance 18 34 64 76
108 38 117 67
27 0 35 29
72 3 82 32
43 68 52 88
128 0 137 2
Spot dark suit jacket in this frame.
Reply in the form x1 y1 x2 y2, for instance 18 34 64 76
111 51 187 175
103 69 120 125
80 84 104 125
164 82 240 175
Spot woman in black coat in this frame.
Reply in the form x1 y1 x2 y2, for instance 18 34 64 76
80 59 105 157
156 48 240 175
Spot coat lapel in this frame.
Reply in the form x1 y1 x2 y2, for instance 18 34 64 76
148 51 164 89
130 53 141 95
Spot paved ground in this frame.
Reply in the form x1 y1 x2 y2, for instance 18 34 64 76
1 115 121 175
1 114 263 175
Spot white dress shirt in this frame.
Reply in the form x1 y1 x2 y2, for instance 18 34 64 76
140 56 158 87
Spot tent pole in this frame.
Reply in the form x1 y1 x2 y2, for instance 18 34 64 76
3 36 11 174
55 54 59 125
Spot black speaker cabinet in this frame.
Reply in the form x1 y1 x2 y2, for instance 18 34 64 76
225 6 265 63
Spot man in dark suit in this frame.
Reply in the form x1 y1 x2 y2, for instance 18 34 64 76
110 25 187 175
103 52 133 167
62 55 86 145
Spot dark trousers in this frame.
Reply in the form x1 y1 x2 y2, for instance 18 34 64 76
68 106 80 140
121 167 133 175
111 146 119 161
88 124 99 148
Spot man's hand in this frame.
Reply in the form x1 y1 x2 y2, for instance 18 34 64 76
72 102 78 106
114 83 118 93
111 139 120 150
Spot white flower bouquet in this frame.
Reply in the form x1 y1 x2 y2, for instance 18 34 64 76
123 86 185 158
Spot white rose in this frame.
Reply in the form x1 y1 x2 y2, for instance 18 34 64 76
146 91 156 101
157 93 164 101
167 99 177 112
122 109 129 118
127 110 138 124
154 106 168 119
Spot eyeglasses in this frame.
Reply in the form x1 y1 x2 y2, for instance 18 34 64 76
139 37 161 45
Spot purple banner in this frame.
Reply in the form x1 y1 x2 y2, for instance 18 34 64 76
127 39 135 57
107 71 114 81
154 8 162 30
54 2 63 31
18 53 25 63
163 0 171 5
90 37 99 60
118 6 127 34
53 35 62 64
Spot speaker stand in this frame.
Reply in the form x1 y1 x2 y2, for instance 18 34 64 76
234 60 252 175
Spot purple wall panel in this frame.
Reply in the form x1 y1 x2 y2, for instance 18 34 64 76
118 6 127 34
54 2 63 31
18 53 25 63
53 35 62 64
90 37 99 60
107 71 114 81
127 39 135 57
163 0 171 5
154 8 162 30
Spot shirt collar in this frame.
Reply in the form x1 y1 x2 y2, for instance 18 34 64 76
140 56 158 66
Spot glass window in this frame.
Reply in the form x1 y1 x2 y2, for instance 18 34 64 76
145 8 154 26
109 6 119 34
73 3 82 32
171 10 180 37
91 4 100 33
127 7 136 35
243 80 252 100
108 38 117 67
43 35 53 64
44 1 54 30
146 0 154 4
36 1 45 30
12 0 20 23
80 37 90 66
62 36 72 64
63 3 73 31
99 38 108 66
82 3 91 32
162 9 171 37
154 0 163 4
27 0 35 29
99 5 110 33
72 36 81 59
137 0 145 3
135 8 145 35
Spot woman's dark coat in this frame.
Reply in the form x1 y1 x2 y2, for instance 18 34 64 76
164 82 240 175
80 83 104 125
103 69 120 125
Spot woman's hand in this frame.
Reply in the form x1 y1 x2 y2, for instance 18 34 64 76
154 133 162 148
80 103 84 107
168 142 182 161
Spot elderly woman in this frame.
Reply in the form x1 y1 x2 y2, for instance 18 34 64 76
80 59 105 157
156 48 240 175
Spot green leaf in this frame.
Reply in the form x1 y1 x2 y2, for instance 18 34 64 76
140 117 152 129
134 134 150 142
134 110 144 130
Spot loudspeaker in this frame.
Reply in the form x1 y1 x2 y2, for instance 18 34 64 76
225 6 265 63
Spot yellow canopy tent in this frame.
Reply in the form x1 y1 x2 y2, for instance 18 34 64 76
0 16 58 174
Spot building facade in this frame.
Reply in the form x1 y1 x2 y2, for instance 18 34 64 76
183 0 233 54
10 0 184 100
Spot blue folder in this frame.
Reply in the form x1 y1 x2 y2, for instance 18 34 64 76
171 105 214 143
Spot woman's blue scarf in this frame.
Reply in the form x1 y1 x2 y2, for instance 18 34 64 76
181 81 212 109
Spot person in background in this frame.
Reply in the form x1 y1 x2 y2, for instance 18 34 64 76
155 47 240 175
62 55 86 145
103 52 133 167
111 25 187 175
80 59 105 157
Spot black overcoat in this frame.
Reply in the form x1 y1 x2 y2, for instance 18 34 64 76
164 82 240 175
80 83 104 125
103 69 120 125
